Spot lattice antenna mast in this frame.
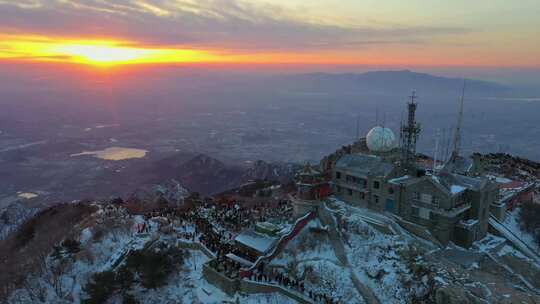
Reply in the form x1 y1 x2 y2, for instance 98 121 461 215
452 81 466 159
400 90 421 168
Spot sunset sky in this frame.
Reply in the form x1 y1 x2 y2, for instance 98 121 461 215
0 0 539 79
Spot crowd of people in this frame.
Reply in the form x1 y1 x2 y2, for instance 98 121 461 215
246 268 339 304
134 198 341 303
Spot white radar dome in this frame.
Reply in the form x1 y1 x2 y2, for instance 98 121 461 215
366 126 397 152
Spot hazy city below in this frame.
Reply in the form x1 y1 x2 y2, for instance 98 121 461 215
1 68 539 204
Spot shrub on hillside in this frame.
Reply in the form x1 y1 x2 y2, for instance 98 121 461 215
62 238 81 254
51 238 81 260
122 293 138 304
13 221 36 249
115 267 134 290
125 245 187 289
82 243 188 303
82 270 117 304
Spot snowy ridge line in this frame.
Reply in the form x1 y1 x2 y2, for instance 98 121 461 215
240 211 316 277
489 216 540 264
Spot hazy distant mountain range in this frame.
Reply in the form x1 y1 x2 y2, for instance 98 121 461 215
279 70 512 97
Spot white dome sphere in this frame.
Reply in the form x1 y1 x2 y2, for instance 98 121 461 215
366 126 397 152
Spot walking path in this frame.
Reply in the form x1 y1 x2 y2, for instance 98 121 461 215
489 216 540 264
318 204 381 304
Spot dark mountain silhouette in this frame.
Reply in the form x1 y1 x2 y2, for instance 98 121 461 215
280 70 511 97
160 154 299 195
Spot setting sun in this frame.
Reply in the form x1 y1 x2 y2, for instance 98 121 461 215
51 43 158 65
0 35 223 66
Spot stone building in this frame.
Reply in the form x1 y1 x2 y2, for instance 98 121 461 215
333 154 397 212
329 123 498 247
387 172 497 246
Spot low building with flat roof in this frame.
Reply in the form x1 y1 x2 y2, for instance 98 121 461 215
234 230 277 261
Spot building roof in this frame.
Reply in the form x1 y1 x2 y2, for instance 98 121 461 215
442 173 491 192
225 253 254 267
443 155 475 175
299 162 320 176
396 172 492 198
234 230 277 254
427 172 493 196
335 154 394 178
388 175 416 185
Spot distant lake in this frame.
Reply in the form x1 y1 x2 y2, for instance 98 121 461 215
17 192 38 199
71 147 148 160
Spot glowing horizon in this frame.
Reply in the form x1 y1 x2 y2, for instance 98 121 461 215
0 35 226 66
1 34 538 69
0 1 538 69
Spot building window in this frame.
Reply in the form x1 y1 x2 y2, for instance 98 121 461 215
413 192 420 200
336 186 342 193
419 208 431 220
420 193 433 204
388 187 394 195
373 181 380 189
411 206 419 217
336 171 341 179
360 192 365 200
374 195 379 204
433 196 440 207
347 189 353 196
411 206 430 219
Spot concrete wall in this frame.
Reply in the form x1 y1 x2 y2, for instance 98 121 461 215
202 263 315 303
398 178 473 246
202 263 239 296
394 216 443 247
369 177 397 213
240 280 314 304
333 170 398 214
400 178 451 222
453 225 477 248
490 202 506 222
468 188 495 239
176 240 215 259
430 214 460 245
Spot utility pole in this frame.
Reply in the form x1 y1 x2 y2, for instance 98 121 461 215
452 81 466 160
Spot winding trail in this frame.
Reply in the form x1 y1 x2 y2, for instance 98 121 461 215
318 204 381 304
